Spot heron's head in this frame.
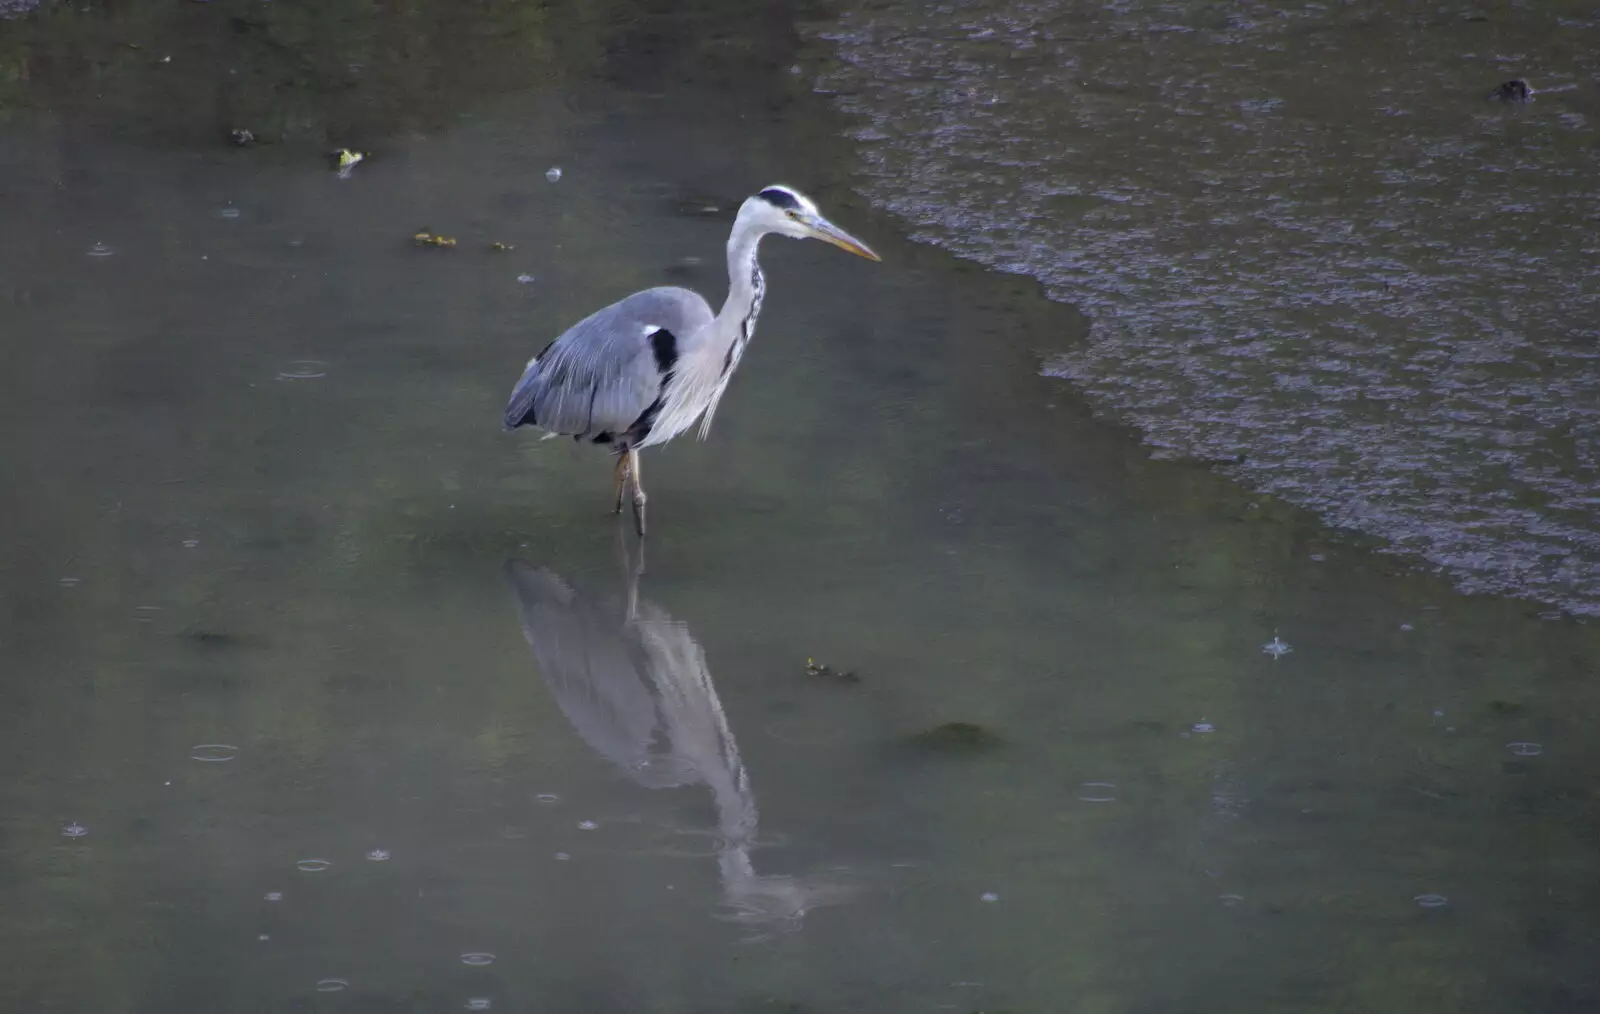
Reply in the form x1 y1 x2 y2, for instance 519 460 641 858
738 185 881 261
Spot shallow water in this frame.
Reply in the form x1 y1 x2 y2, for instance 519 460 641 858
1 2 1599 1012
817 0 1600 616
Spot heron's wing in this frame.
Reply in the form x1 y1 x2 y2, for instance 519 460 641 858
504 286 714 437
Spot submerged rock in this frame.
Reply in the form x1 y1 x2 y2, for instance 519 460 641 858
1489 79 1533 102
908 721 1003 752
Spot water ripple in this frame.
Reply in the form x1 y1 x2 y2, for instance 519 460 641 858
276 360 328 381
1078 781 1117 803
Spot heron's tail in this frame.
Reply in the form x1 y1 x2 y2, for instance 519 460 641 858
504 357 542 430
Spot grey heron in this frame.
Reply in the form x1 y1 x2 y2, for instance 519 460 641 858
503 185 880 534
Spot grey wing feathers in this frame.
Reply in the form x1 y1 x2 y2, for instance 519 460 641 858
504 286 713 436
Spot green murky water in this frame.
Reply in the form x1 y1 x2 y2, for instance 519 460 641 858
1 2 1597 1012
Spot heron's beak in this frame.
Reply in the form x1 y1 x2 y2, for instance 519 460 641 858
805 214 881 262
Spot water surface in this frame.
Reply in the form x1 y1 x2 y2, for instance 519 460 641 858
1 2 1598 1012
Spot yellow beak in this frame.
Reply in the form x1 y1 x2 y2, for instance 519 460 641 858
806 214 881 262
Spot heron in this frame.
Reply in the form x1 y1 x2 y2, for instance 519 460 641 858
503 185 880 535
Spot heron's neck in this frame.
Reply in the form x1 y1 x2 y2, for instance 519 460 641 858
713 223 767 359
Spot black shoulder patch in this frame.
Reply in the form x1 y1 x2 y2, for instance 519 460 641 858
757 187 801 210
623 396 664 447
649 328 678 376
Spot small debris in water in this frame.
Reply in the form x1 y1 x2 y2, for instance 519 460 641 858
413 230 457 249
61 822 88 838
332 148 365 177
226 128 255 147
1414 893 1449 908
489 241 515 252
1261 636 1292 659
804 657 860 683
366 848 391 862
1506 742 1544 757
1191 721 1216 734
545 167 562 182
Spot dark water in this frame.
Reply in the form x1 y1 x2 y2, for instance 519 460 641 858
818 0 1600 616
1 2 1598 1012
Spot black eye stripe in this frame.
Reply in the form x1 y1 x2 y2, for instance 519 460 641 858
757 187 801 210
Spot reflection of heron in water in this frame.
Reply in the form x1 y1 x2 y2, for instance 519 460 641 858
504 542 851 937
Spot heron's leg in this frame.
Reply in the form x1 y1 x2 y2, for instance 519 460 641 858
628 448 647 537
612 452 630 515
